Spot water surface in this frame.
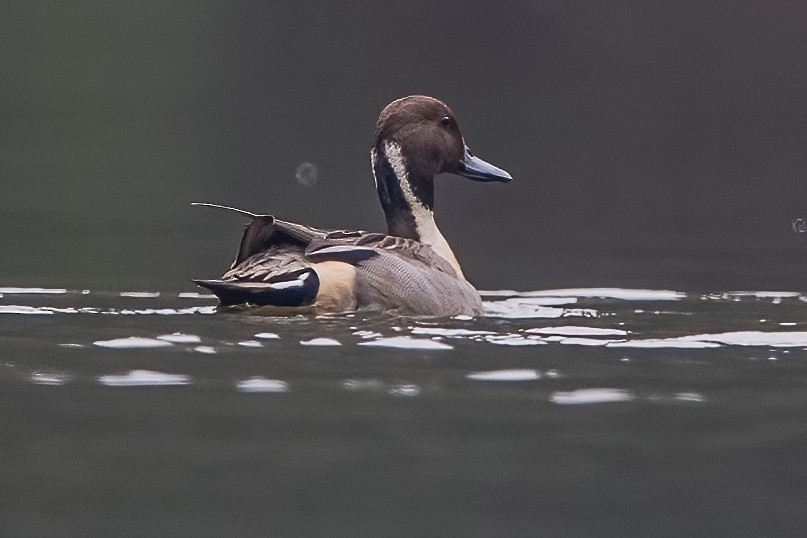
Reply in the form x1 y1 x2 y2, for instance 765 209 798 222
3 287 807 537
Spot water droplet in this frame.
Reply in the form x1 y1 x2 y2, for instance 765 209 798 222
295 161 319 186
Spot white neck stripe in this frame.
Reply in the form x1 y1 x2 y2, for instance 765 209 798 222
380 141 464 278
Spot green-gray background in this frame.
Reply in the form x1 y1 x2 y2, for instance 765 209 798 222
3 1 806 291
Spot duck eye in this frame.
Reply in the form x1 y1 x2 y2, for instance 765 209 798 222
439 116 453 129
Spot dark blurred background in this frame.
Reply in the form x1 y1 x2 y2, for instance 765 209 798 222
2 0 807 292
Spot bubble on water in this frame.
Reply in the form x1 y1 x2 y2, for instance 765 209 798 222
295 161 319 186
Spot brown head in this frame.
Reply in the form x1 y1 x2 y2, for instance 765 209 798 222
374 95 513 183
371 95 512 240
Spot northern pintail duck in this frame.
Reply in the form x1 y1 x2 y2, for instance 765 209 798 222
194 95 512 316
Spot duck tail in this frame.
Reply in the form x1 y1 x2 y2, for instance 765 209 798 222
190 202 259 218
193 268 320 307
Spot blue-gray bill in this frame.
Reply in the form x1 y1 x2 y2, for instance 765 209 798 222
456 146 513 182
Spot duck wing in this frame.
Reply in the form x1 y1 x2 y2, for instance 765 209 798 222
194 206 481 315
306 235 483 316
192 205 362 307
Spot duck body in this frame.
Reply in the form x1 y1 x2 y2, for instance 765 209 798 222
195 212 483 316
194 96 511 317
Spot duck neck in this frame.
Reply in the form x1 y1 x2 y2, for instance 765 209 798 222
371 140 464 278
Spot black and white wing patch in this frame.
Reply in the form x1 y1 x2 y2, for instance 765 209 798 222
194 267 319 307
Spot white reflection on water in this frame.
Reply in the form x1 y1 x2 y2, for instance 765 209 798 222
522 288 685 301
300 337 341 346
551 388 634 405
0 305 216 315
111 307 216 315
467 369 541 382
157 333 201 344
675 392 706 402
0 287 68 294
236 377 289 393
352 330 383 339
7 287 807 354
388 384 420 397
410 327 497 337
343 379 386 392
97 370 191 387
608 339 719 349
607 331 807 349
710 291 802 299
526 326 627 337
544 336 613 346
0 305 54 314
30 372 70 386
677 331 807 347
358 336 452 350
254 332 281 339
94 337 174 349
484 302 564 319
484 335 546 346
484 300 598 319
508 297 579 306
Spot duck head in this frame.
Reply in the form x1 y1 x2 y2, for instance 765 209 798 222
371 95 512 241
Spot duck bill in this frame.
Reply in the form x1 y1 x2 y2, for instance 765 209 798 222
456 146 513 183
